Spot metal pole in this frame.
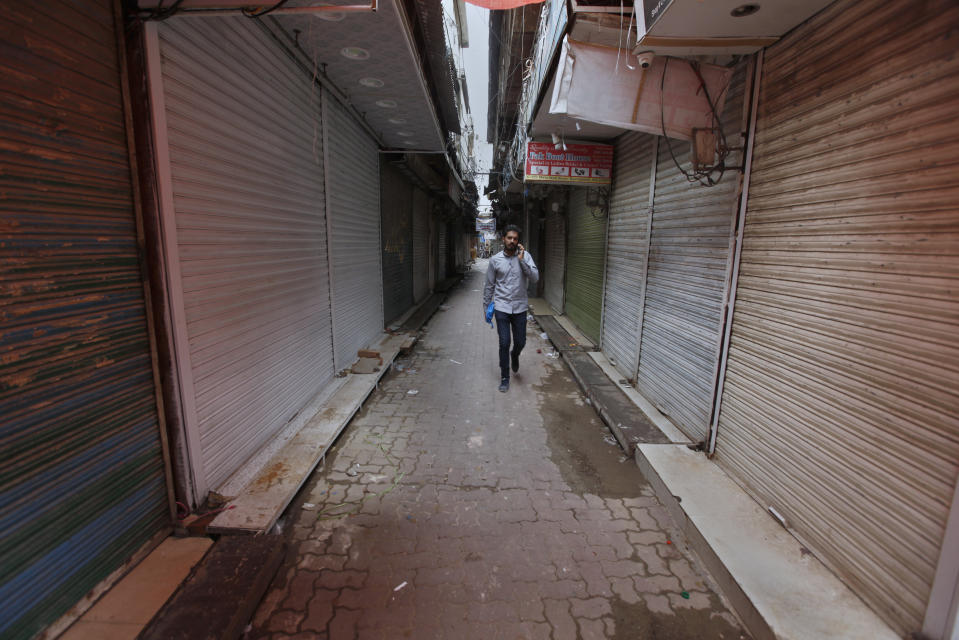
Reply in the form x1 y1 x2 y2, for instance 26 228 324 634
707 49 764 457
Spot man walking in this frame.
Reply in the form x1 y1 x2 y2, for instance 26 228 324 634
483 225 539 392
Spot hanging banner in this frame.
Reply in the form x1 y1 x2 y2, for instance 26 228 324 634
525 141 613 185
476 218 496 232
549 37 732 141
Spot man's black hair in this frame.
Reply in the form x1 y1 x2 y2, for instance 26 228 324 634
502 224 521 238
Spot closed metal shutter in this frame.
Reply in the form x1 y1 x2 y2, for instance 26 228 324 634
412 189 430 302
601 132 656 379
0 3 169 637
564 188 607 343
437 221 448 282
325 91 383 371
156 17 334 492
544 207 566 313
381 163 414 323
635 62 747 442
714 1 959 634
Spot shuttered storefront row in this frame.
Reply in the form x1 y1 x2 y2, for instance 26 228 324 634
635 63 747 442
412 188 430 303
564 188 607 343
155 17 334 493
544 205 566 313
714 1 959 634
381 163 414 324
437 221 448 283
0 3 169 637
601 132 655 380
324 91 383 371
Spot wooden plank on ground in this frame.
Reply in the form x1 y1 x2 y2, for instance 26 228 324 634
139 536 285 640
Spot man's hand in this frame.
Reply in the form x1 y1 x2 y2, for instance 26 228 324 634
517 243 525 260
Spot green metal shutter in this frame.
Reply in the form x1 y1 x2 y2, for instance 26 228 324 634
0 2 169 638
544 205 566 313
564 188 607 343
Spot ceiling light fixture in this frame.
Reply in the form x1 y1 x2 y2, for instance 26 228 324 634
396 131 414 137
375 99 397 108
359 77 384 88
388 117 407 124
730 4 760 17
340 47 369 60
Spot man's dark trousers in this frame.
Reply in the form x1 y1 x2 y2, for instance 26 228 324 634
494 310 527 380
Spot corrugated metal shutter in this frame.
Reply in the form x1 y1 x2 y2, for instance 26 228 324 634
564 188 607 343
714 1 959 634
601 132 656 379
544 207 566 313
412 189 430 302
635 63 747 442
157 17 334 491
324 91 383 371
437 221 448 282
381 163 413 323
0 3 169 637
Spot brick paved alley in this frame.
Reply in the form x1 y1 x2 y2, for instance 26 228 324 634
247 261 749 640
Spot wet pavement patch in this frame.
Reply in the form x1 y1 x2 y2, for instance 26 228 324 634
535 364 650 499
610 594 748 640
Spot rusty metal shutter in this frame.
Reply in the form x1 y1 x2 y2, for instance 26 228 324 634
324 91 383 371
601 132 656 379
381 163 414 323
635 62 747 442
713 1 959 634
544 206 566 313
0 3 169 638
155 17 334 493
564 188 607 343
412 189 430 303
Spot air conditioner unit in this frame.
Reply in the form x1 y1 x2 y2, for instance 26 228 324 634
634 0 835 55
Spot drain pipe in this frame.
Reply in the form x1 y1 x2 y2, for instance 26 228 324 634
707 49 763 457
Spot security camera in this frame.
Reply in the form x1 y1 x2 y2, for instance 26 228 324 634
635 50 655 69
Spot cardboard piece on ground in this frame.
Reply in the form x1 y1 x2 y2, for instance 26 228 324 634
61 537 213 640
351 357 381 374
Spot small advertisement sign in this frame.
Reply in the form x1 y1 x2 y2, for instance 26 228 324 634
476 217 496 232
524 142 613 185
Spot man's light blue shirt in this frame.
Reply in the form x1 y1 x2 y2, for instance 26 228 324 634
483 250 540 314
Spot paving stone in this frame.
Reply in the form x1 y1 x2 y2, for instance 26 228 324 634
577 617 607 640
246 263 748 640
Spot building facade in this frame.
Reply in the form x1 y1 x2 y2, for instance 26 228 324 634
488 0 959 637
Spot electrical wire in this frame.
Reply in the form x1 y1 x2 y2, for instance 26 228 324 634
243 0 290 18
140 0 185 21
659 57 729 187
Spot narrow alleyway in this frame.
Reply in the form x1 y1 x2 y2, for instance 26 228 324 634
248 261 748 640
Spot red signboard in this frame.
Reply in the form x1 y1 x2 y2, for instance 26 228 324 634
524 142 613 185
